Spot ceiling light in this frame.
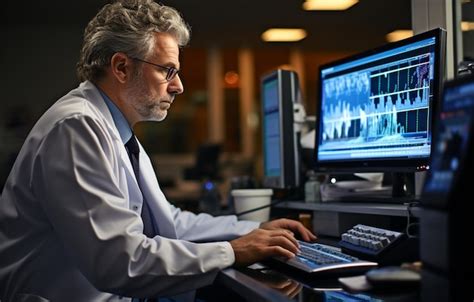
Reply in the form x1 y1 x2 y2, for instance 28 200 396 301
261 28 307 42
461 21 474 31
303 0 359 11
386 30 413 42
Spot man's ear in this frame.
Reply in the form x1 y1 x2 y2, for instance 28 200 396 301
110 52 131 84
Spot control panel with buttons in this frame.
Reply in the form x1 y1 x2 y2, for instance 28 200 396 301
339 224 418 265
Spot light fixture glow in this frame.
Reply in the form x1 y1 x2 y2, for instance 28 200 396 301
303 0 358 11
461 21 474 31
261 28 307 42
386 30 413 42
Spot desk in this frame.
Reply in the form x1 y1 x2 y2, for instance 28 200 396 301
215 263 420 302
275 201 421 218
272 201 420 237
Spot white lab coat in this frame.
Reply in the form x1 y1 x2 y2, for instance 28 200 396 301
0 81 259 302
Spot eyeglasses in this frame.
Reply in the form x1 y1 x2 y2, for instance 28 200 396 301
131 57 180 82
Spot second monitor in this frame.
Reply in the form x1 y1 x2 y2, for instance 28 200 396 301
261 69 302 189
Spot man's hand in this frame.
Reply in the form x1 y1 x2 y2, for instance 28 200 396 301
230 228 300 267
260 218 317 242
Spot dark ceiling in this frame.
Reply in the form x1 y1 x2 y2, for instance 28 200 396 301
4 0 412 51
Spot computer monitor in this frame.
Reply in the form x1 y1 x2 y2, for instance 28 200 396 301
422 73 474 208
314 28 446 199
261 69 301 189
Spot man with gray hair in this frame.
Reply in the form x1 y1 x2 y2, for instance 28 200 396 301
0 0 316 301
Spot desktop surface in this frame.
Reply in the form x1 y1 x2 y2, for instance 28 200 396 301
216 263 420 302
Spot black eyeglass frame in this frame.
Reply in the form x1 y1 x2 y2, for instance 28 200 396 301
131 57 180 82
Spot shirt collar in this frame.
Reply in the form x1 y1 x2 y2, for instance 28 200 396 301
97 88 133 145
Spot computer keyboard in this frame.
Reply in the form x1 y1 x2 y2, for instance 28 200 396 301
272 241 377 274
340 224 402 253
339 224 417 264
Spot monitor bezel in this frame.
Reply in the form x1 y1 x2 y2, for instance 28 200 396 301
313 27 446 173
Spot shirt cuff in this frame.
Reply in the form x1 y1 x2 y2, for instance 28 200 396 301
220 241 236 266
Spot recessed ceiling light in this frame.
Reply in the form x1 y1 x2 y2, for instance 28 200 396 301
461 21 474 31
303 0 359 11
261 28 307 42
386 30 413 42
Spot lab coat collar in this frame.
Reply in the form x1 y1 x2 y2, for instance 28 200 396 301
97 87 133 145
78 81 122 144
77 81 141 194
77 81 177 238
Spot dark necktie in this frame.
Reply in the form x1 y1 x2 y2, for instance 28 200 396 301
125 135 155 237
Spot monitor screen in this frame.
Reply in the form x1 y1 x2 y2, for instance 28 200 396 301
314 28 446 173
263 77 282 178
262 69 301 189
423 74 474 204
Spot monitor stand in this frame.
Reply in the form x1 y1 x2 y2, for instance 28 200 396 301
391 172 416 199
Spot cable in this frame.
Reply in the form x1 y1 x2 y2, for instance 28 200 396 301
235 199 285 217
404 201 419 238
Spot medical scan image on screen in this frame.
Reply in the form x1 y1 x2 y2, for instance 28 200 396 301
317 36 439 164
